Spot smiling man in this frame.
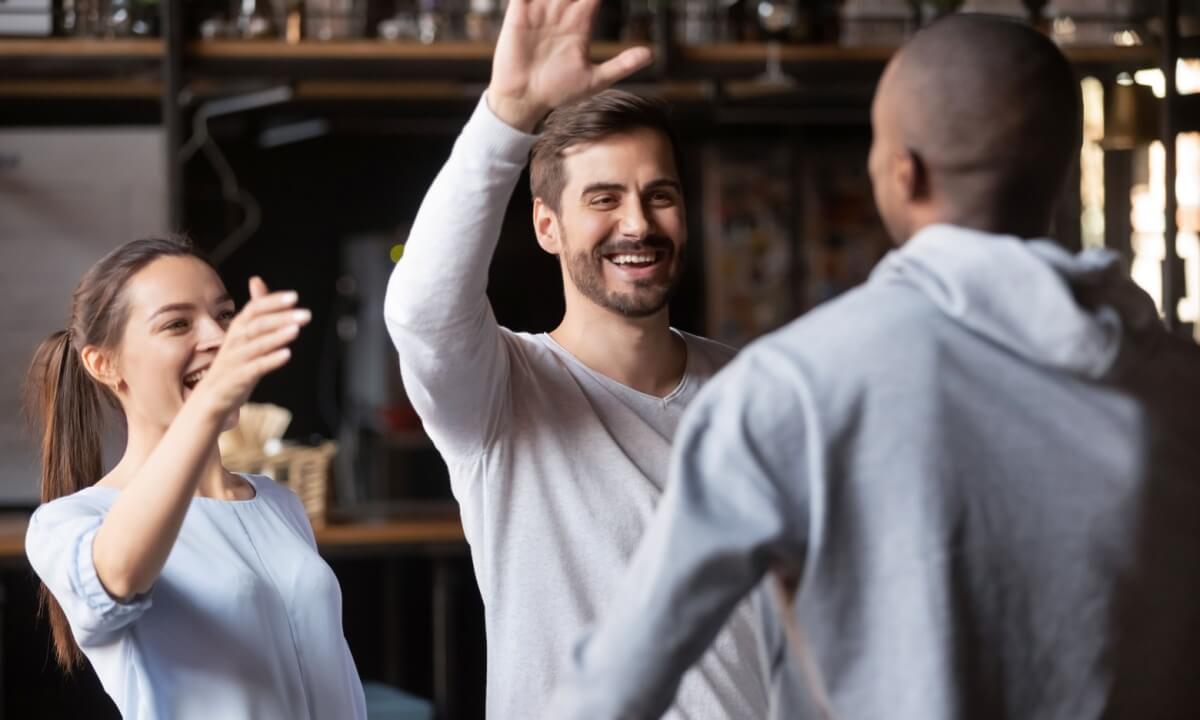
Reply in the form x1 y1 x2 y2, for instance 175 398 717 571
382 0 770 717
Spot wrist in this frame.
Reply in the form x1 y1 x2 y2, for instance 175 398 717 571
485 89 548 134
186 385 232 426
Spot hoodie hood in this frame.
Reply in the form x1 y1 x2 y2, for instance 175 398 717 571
870 224 1161 379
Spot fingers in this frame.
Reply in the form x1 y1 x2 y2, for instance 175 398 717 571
546 0 574 23
236 290 299 327
563 0 601 26
241 322 303 361
249 276 269 300
250 348 293 377
225 321 301 393
244 308 311 338
591 46 653 91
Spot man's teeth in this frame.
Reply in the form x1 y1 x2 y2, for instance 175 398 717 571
609 253 657 265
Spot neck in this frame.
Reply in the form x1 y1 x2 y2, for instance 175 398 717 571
550 297 686 398
105 416 231 498
914 181 1053 240
908 211 1052 243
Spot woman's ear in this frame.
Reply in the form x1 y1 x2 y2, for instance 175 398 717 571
80 345 122 394
532 197 562 255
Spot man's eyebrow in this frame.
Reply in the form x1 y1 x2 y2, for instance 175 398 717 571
580 182 627 197
643 178 682 193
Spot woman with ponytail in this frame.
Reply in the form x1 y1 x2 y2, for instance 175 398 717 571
24 238 367 720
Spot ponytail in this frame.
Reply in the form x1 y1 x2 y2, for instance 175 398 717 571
25 329 108 671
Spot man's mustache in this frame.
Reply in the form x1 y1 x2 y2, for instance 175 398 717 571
593 236 674 257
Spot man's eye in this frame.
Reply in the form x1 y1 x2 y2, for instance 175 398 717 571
591 196 617 207
649 192 675 206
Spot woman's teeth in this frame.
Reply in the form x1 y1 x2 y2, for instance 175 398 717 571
183 368 207 389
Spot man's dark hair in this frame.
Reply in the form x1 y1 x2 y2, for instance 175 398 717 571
530 90 684 212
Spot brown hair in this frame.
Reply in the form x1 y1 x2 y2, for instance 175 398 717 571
529 89 684 213
24 236 200 671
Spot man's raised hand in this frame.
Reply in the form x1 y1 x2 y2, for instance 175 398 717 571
486 0 653 132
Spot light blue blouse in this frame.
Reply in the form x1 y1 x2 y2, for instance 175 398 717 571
25 474 368 720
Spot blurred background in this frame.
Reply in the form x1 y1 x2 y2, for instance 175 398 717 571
1 0 1198 717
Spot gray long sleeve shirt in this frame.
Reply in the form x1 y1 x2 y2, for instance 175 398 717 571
548 223 1200 719
383 97 771 719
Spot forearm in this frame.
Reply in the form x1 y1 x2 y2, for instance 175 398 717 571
385 95 537 337
92 392 226 599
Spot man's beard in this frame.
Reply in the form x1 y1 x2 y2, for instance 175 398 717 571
562 233 683 318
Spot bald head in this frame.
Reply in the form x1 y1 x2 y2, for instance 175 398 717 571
869 15 1081 242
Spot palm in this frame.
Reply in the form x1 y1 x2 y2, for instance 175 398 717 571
488 0 652 129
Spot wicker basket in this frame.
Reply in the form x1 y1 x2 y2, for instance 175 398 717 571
223 441 337 527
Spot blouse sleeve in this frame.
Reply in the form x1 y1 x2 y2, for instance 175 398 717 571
25 497 154 646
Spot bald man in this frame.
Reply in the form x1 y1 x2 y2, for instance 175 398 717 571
546 15 1200 720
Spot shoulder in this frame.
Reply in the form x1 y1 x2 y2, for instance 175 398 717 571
25 487 114 569
245 473 317 534
759 281 944 373
676 330 739 370
700 282 942 411
246 473 301 509
29 486 114 529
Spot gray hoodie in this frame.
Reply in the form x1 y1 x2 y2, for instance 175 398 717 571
547 223 1200 720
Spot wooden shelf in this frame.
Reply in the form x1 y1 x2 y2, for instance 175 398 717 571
188 39 634 61
682 43 894 62
0 38 163 57
682 42 1154 65
0 515 27 561
0 37 1156 63
315 515 465 548
0 79 160 98
0 37 1158 97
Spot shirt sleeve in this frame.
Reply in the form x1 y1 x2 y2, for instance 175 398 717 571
25 497 154 646
383 94 538 469
545 342 817 719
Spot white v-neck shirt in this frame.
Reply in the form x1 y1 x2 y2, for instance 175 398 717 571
384 96 771 719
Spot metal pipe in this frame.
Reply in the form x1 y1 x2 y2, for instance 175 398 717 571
160 0 184 231
1162 0 1186 332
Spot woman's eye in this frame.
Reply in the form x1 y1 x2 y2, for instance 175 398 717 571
218 310 236 325
164 319 189 332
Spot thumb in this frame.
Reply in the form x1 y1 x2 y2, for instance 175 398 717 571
591 46 653 91
248 276 269 300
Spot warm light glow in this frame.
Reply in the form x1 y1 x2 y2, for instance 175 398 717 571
390 243 405 263
1129 137 1200 334
1178 233 1200 325
1081 77 1105 250
1112 30 1142 47
1130 142 1166 314
1133 59 1200 99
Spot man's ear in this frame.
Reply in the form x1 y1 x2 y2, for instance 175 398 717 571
80 345 123 395
533 197 562 255
901 147 931 203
